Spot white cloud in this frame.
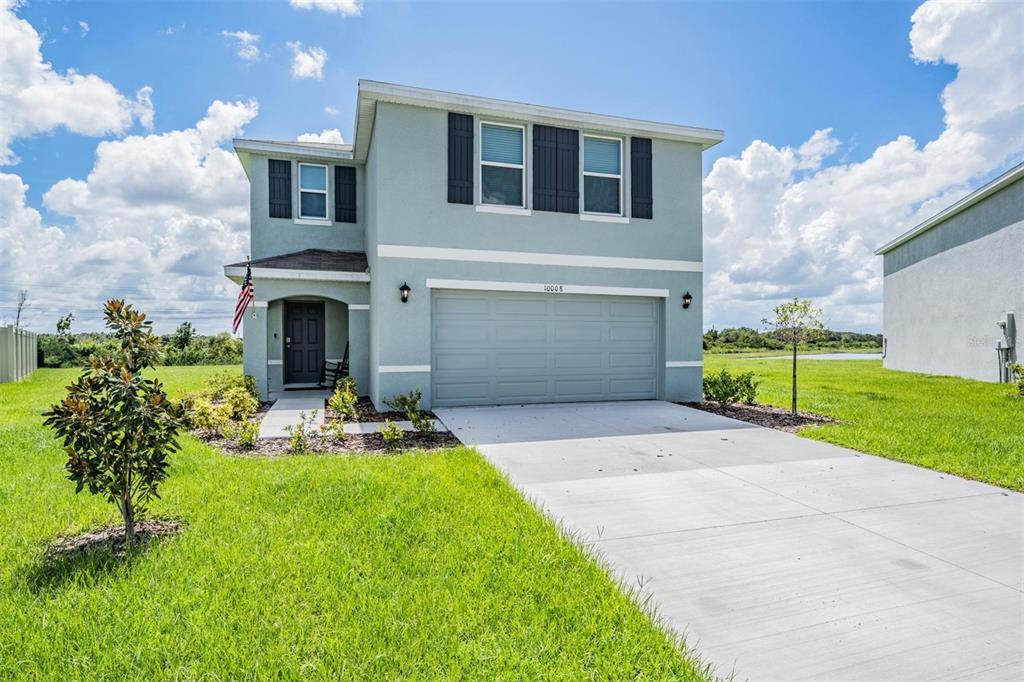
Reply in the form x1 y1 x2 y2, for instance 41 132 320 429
78 20 89 37
287 41 327 80
289 0 362 17
297 129 345 144
221 29 261 62
3 99 262 332
0 1 153 164
702 0 1024 332
324 105 339 116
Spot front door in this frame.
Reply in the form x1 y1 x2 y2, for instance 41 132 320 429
284 301 325 384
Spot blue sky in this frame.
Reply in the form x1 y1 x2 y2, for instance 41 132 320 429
2 0 1021 333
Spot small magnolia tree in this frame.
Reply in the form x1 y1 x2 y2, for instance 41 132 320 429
43 300 186 543
763 298 824 415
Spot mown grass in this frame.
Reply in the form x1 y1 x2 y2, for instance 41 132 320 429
705 356 1024 491
0 367 707 680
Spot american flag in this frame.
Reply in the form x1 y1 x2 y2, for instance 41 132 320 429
232 261 254 334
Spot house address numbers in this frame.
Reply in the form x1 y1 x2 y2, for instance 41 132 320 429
542 284 565 293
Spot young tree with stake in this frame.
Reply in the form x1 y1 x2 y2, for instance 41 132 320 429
763 298 824 415
43 300 186 544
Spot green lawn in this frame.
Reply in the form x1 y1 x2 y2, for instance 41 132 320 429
0 367 708 680
705 355 1024 491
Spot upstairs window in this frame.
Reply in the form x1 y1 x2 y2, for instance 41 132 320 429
480 122 525 207
583 136 622 215
298 163 328 220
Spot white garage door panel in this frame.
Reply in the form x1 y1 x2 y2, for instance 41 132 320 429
431 290 661 407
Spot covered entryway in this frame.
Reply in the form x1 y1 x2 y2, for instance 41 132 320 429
284 300 325 384
431 290 661 407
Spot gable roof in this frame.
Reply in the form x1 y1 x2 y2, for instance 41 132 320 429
875 162 1024 255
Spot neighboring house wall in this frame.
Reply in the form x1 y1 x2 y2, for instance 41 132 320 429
0 326 38 383
882 177 1023 382
248 152 365 259
365 101 704 406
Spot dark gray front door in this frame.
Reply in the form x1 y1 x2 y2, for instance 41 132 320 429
431 290 661 407
285 301 324 384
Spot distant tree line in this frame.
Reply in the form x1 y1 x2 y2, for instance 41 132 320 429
39 317 242 367
704 326 882 354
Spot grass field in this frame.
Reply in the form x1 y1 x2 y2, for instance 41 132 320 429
705 355 1024 491
0 367 707 680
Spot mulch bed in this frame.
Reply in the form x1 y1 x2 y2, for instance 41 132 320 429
45 519 184 561
213 431 461 457
683 401 837 433
324 397 437 423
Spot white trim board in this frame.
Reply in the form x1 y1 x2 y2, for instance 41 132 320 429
349 304 370 310
379 365 431 373
224 266 370 283
267 359 283 366
253 301 269 308
666 360 702 368
427 279 669 298
378 245 701 272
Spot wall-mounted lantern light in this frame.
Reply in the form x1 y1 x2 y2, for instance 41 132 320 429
399 282 411 303
682 292 693 309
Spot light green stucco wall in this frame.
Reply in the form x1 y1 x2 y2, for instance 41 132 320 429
247 152 365 260
239 99 707 408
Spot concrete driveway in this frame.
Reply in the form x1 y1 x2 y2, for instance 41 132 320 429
434 401 1024 681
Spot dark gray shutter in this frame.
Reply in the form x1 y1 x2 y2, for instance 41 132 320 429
631 137 653 219
556 127 579 213
533 125 557 211
268 159 292 219
448 113 473 204
533 125 578 214
334 165 356 223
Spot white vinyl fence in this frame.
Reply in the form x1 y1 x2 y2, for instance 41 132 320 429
0 326 38 383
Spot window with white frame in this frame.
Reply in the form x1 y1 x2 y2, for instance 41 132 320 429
583 136 622 215
480 122 525 207
298 163 328 220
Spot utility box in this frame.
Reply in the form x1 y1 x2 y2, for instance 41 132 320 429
997 311 1015 349
997 311 1017 383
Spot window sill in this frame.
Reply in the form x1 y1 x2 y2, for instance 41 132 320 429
294 218 332 226
476 205 532 217
580 213 629 224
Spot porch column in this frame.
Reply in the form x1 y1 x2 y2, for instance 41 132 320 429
348 306 370 395
242 302 269 400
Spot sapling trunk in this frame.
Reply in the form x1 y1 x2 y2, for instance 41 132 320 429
120 495 136 544
791 340 798 415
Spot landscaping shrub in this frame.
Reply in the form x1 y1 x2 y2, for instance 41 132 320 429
321 417 348 444
207 371 258 401
1009 363 1024 397
222 386 258 421
232 420 260 450
190 398 232 438
285 411 318 454
328 378 358 421
703 369 759 406
409 410 436 434
42 299 187 544
385 389 423 416
380 420 404 451
385 389 436 432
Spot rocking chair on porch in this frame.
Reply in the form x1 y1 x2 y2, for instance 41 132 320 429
318 342 349 390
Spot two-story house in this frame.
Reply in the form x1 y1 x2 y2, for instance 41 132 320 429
225 81 723 408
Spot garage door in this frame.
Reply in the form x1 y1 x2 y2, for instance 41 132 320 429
431 290 661 407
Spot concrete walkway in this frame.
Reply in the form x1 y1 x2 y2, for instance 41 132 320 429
258 389 331 439
435 401 1023 681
